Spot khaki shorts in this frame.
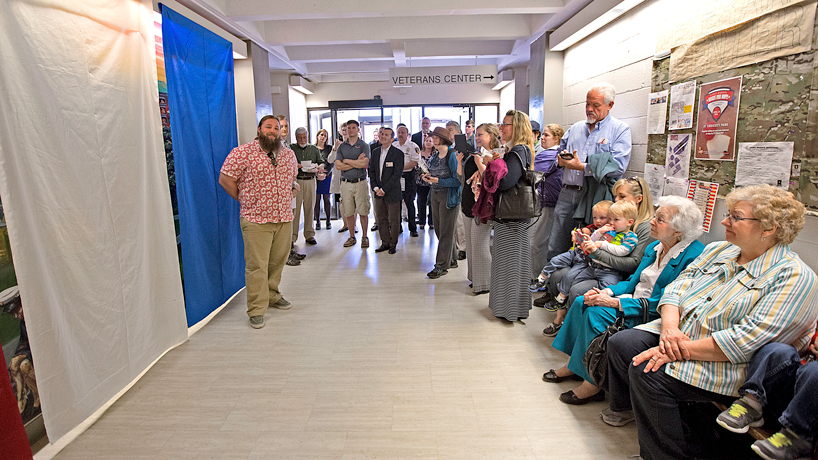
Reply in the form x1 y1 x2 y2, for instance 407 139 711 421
340 179 371 217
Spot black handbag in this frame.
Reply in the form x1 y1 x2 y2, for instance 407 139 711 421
494 147 543 220
583 300 649 388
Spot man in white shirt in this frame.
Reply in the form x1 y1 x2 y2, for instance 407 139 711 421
392 124 421 237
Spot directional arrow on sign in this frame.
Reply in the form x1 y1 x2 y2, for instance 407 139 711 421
484 75 495 80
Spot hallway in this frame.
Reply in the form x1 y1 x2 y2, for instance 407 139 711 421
53 221 638 459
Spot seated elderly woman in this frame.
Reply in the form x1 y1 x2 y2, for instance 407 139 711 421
605 185 818 460
543 196 705 405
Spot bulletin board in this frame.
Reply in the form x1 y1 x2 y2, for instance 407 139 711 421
647 4 818 212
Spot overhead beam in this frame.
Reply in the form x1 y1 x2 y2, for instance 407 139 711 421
286 43 394 61
404 40 516 58
262 15 532 44
225 0 564 20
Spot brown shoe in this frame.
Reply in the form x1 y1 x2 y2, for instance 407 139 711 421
343 237 357 248
361 237 370 248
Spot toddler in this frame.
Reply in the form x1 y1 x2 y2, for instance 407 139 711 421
541 200 638 311
529 200 612 293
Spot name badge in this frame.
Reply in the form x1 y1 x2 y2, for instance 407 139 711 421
385 162 393 167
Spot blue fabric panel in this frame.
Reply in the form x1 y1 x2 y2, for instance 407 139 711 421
161 5 244 326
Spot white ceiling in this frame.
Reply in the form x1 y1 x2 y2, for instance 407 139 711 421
173 0 615 83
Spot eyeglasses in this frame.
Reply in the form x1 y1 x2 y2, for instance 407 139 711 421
652 214 669 224
723 212 758 223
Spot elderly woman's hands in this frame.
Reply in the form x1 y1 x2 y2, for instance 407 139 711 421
583 288 620 309
660 325 692 361
633 346 674 373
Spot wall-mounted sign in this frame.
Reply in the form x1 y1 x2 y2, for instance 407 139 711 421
389 65 498 86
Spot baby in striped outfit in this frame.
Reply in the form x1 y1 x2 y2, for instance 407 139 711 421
543 200 639 312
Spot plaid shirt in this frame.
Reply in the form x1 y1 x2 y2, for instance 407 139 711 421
637 241 818 396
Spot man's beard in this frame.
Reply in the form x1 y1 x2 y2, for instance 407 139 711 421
259 133 281 154
297 142 307 148
586 113 597 124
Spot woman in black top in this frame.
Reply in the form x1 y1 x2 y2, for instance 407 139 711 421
314 129 333 229
490 110 534 321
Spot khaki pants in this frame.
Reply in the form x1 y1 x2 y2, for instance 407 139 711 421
293 178 316 242
240 218 292 318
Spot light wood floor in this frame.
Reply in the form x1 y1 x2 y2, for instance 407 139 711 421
53 217 639 459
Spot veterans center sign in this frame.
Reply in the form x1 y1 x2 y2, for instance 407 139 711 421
389 65 498 86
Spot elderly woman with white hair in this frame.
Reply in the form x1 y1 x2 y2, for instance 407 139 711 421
543 196 706 405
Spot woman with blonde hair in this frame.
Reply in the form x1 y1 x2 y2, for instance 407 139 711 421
538 176 655 335
456 122 500 295
490 110 535 321
530 123 565 279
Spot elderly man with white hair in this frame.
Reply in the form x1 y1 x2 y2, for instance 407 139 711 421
290 127 328 246
545 82 632 261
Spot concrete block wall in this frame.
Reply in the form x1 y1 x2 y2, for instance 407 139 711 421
559 0 818 272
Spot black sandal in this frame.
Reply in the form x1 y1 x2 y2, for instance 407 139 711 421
542 369 584 383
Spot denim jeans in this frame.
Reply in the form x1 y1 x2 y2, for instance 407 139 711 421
607 329 732 460
546 187 582 260
556 262 621 296
740 342 818 441
540 249 581 279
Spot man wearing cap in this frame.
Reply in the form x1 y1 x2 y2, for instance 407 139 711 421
412 117 432 148
370 127 404 254
290 127 327 246
219 115 298 329
531 121 543 154
545 82 631 260
392 124 421 238
335 120 371 249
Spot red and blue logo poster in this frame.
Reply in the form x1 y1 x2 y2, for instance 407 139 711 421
694 76 742 161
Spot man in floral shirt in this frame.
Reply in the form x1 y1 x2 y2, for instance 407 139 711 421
219 115 299 329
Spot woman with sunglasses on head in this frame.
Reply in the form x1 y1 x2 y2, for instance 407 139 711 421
415 134 436 230
538 176 655 335
605 185 818 460
490 110 535 321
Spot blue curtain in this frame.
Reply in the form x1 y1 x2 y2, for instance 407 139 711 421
161 5 244 326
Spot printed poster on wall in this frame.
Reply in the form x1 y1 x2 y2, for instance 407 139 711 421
644 164 665 204
694 76 742 161
686 180 719 233
735 142 794 190
668 81 696 130
666 133 691 179
647 90 668 134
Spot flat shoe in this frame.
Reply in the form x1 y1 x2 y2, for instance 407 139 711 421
543 369 584 383
542 322 562 337
559 389 605 405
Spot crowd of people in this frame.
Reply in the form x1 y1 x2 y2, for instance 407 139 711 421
218 82 818 460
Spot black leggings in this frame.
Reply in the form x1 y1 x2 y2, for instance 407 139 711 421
314 194 332 222
416 186 433 226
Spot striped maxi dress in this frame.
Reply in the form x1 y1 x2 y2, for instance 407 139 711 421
489 220 531 321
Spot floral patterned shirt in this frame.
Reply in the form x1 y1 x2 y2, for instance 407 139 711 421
220 139 298 224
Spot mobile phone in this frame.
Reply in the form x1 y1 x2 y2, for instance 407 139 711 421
559 151 574 160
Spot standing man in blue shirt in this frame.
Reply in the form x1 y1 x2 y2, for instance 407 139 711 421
545 82 632 260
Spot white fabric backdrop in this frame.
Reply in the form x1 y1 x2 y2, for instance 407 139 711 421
0 0 188 442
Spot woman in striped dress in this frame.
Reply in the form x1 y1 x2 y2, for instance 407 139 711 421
489 110 534 321
456 123 500 295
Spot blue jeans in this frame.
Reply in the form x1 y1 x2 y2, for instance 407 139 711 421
556 262 621 296
607 329 732 460
540 249 582 278
546 187 582 260
740 342 818 441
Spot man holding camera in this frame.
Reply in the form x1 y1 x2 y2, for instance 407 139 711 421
545 82 631 260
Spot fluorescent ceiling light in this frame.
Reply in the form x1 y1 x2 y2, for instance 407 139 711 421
550 0 647 51
289 75 315 95
292 85 314 95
